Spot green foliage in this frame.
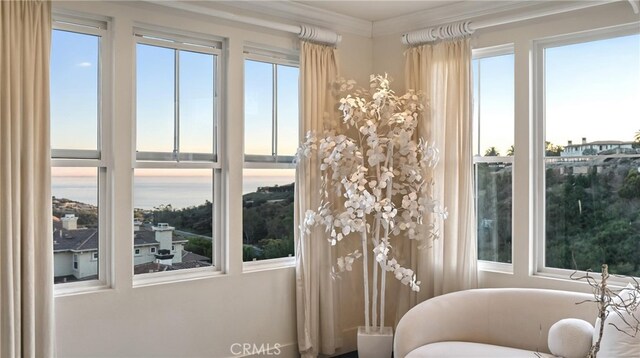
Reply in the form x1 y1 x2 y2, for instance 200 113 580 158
481 157 640 275
544 159 640 276
507 145 515 156
484 147 500 156
619 169 640 199
242 185 295 260
261 236 294 260
243 245 261 261
476 162 512 263
53 197 98 228
184 237 212 260
545 141 564 156
149 201 213 236
137 184 296 262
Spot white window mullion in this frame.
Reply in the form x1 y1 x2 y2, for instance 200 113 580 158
272 63 278 157
174 49 180 161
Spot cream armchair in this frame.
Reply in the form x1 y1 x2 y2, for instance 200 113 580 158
394 288 596 357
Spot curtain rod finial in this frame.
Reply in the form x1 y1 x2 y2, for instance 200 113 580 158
299 24 341 46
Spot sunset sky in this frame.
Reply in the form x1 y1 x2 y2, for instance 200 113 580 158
473 33 640 156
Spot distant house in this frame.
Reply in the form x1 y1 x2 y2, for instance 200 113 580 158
561 137 636 157
53 215 210 283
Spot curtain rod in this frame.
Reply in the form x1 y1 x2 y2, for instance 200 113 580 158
401 0 618 45
146 0 342 45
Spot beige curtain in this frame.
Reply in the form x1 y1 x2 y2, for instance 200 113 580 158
0 1 56 357
295 41 340 357
403 38 478 306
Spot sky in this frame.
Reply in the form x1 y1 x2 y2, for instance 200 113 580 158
473 33 640 156
244 59 299 156
51 29 298 179
473 53 514 156
52 29 639 168
50 30 99 150
136 43 215 154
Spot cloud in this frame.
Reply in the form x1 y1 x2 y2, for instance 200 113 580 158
77 62 92 67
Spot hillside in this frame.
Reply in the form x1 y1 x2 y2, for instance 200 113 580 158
478 156 640 276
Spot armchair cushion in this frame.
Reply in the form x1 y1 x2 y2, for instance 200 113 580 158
406 342 555 358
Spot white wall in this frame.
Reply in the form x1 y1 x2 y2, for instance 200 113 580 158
371 1 639 293
52 1 371 357
54 252 73 277
76 251 97 279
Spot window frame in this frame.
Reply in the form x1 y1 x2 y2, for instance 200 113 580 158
132 27 225 286
133 29 222 164
242 46 298 270
243 47 299 167
472 44 515 273
52 14 113 295
532 23 640 279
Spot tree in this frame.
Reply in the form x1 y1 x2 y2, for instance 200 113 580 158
185 237 212 260
545 141 564 156
507 145 515 156
634 130 640 148
619 169 640 199
484 147 500 156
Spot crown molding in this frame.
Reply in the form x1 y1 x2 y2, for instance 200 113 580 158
373 0 618 37
373 1 539 37
223 0 373 38
143 1 622 41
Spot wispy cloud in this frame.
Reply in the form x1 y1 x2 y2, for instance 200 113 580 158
77 62 92 67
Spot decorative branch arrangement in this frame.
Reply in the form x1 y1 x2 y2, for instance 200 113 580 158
297 74 446 333
571 264 640 358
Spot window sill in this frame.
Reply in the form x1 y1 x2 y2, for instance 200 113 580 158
243 256 295 273
55 280 112 297
478 260 513 274
133 266 224 288
534 267 637 289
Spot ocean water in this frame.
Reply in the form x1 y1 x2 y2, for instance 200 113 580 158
52 174 295 210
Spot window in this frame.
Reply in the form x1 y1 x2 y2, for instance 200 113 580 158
472 45 515 264
134 29 221 277
134 249 141 256
535 27 640 276
51 18 109 286
243 50 299 263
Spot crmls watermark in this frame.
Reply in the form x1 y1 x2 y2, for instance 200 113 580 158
230 343 282 356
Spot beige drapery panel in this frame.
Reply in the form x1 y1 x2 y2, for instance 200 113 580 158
403 38 478 305
0 1 56 357
295 41 340 357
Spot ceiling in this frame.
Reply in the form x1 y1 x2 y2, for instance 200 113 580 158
291 0 461 22
166 1 623 37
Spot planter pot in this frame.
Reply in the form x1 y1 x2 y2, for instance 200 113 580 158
357 326 393 358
